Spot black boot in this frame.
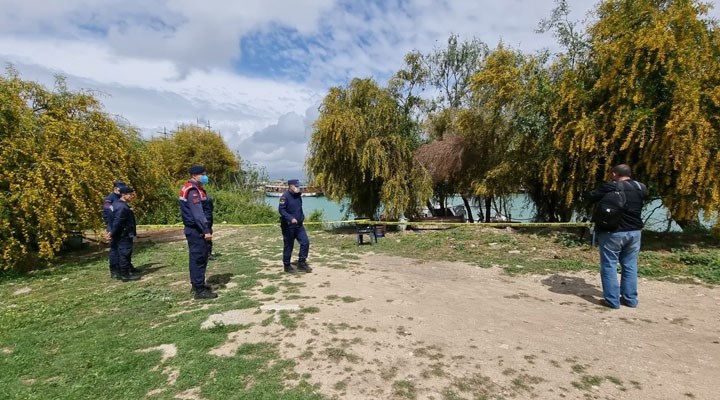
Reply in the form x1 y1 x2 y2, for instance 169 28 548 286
129 264 141 273
194 287 218 300
284 264 298 274
118 271 141 282
297 261 312 273
110 270 121 279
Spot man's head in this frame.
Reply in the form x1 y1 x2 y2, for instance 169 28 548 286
188 165 208 185
287 179 300 193
113 181 126 195
611 164 632 180
119 186 135 202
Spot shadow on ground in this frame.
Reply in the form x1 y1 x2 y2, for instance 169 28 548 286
541 274 604 305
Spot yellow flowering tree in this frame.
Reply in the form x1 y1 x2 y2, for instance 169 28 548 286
147 124 241 187
548 0 720 229
0 70 168 269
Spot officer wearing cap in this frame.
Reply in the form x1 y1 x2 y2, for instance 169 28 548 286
103 181 126 278
109 186 140 281
179 165 217 299
279 179 312 273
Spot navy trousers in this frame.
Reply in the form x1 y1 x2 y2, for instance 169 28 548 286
110 237 134 273
282 224 309 266
185 228 209 289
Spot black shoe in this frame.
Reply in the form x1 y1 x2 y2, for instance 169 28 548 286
110 271 120 279
129 266 141 273
284 265 298 274
194 288 218 300
118 272 141 282
297 262 312 273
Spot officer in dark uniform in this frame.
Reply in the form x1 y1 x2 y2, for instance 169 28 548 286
179 165 217 299
109 186 140 282
279 179 312 273
103 181 125 279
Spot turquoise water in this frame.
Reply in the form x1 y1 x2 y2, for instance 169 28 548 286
264 194 702 232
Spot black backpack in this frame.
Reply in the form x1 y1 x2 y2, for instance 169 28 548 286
592 180 641 230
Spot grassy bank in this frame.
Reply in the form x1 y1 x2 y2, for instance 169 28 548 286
1 226 718 399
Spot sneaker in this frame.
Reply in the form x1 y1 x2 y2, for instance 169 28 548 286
284 265 298 274
297 262 312 273
194 289 218 300
598 299 619 309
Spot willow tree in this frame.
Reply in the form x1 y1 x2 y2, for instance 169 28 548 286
548 0 720 229
0 70 167 269
147 124 240 187
307 78 432 219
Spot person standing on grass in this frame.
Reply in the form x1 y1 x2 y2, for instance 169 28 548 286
279 179 312 274
590 164 647 309
108 186 140 282
179 165 217 299
103 181 127 278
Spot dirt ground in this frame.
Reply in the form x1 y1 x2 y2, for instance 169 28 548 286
205 252 720 400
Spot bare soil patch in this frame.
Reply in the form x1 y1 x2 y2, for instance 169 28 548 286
213 253 720 399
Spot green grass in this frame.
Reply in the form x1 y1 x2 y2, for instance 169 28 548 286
1 225 718 399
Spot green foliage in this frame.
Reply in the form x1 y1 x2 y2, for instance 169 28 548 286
307 209 324 223
207 187 277 225
307 78 433 219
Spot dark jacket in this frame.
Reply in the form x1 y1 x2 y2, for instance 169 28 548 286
110 200 136 240
590 179 647 232
179 181 211 234
102 192 121 232
279 190 304 226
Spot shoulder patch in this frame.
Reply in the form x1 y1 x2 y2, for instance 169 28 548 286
191 192 201 204
279 197 286 204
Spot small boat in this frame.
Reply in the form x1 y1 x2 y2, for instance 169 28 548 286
264 181 324 197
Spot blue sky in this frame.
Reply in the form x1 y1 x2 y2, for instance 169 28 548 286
1 0 718 178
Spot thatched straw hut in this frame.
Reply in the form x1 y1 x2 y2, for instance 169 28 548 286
414 134 465 185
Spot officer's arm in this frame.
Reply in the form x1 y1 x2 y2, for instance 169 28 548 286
278 195 294 223
102 200 113 231
110 206 127 238
188 189 210 233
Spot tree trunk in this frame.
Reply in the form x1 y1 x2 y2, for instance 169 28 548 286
484 197 492 223
461 195 474 223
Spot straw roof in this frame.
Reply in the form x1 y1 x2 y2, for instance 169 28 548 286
414 134 466 185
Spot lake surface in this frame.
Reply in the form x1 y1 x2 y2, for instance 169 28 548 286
265 194 693 232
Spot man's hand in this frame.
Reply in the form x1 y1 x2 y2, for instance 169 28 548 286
105 232 111 241
204 233 213 240
291 218 298 224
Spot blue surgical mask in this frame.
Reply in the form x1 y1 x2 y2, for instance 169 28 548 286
199 175 209 185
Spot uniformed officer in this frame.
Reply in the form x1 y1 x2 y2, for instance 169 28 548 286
179 165 217 299
103 181 125 279
109 186 140 282
279 179 312 273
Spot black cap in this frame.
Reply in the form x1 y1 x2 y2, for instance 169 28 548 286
119 186 135 194
113 181 126 188
287 179 300 186
188 165 206 175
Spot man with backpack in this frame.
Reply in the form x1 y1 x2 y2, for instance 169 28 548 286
590 164 647 309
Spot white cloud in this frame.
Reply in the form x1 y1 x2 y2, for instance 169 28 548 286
2 0 717 177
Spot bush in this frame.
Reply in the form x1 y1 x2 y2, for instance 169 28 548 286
209 188 277 225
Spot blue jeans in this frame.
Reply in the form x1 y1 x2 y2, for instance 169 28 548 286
598 230 641 308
